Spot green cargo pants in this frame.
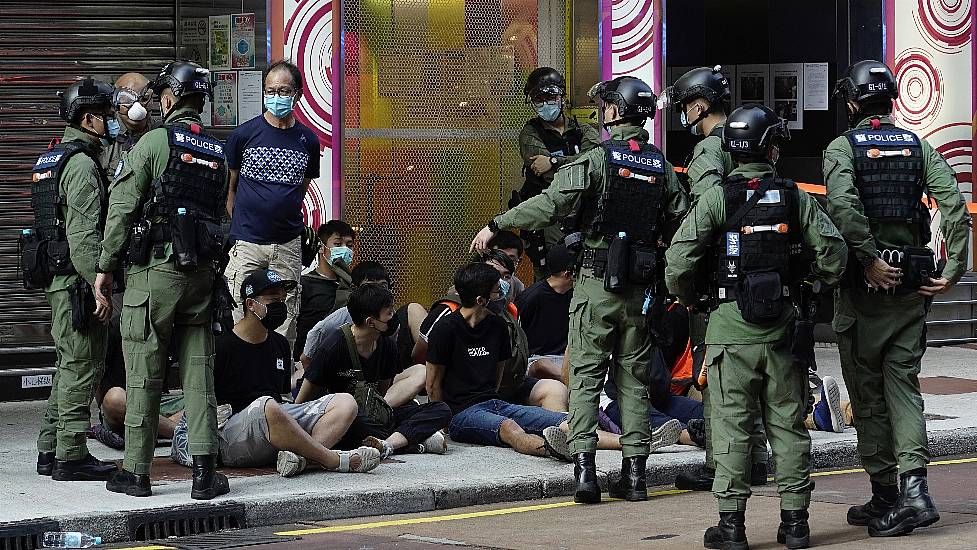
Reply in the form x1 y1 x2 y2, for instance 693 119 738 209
567 271 652 457
37 282 108 461
707 339 811 512
121 262 218 475
834 289 930 486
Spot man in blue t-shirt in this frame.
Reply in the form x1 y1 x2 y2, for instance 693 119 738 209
224 60 321 356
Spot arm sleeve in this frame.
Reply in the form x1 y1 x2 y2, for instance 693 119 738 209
922 142 972 283
518 124 551 165
425 321 450 366
498 321 512 361
61 156 105 286
823 138 877 265
225 128 243 170
514 288 537 327
304 337 338 389
98 140 154 272
686 140 726 202
664 186 724 303
419 304 452 342
662 161 691 242
495 154 597 231
797 191 849 287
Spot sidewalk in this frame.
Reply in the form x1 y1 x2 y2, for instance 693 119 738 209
2 346 976 543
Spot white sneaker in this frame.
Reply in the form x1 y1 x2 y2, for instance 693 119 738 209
419 431 448 454
216 404 233 430
276 450 307 478
650 418 682 452
820 376 846 433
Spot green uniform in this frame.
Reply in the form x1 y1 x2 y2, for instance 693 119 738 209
665 163 848 512
824 116 971 485
36 128 109 461
518 116 601 277
685 126 767 471
498 124 688 457
98 107 227 475
100 117 158 176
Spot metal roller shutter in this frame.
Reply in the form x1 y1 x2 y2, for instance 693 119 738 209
0 1 176 375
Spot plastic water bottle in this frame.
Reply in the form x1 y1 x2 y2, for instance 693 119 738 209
42 532 102 548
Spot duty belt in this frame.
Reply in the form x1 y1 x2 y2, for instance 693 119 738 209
149 223 173 242
579 248 608 278
715 283 792 303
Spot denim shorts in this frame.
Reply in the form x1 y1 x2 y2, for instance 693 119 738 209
449 399 567 446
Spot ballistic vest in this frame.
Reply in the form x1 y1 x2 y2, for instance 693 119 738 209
520 118 584 200
143 124 225 224
31 141 106 242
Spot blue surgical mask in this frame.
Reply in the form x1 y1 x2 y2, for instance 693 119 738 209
264 95 295 118
329 246 353 267
535 101 561 122
106 118 121 139
498 278 511 299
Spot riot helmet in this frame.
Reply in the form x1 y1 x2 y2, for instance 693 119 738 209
588 76 657 128
662 65 730 135
722 104 789 159
58 78 114 124
834 60 898 127
148 61 213 100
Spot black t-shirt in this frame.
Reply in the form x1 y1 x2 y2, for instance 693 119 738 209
305 327 403 394
295 272 339 359
426 310 512 415
515 280 572 356
214 330 291 414
419 302 454 342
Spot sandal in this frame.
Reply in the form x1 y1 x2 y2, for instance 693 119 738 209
334 446 381 473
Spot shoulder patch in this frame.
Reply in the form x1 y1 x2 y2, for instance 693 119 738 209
170 127 225 158
606 145 665 173
34 152 64 170
848 129 918 147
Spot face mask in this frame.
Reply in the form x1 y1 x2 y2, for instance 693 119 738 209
535 101 561 122
264 95 295 118
487 299 505 315
682 105 705 136
375 314 401 337
106 117 121 139
498 278 511 300
329 246 353 267
252 300 288 331
127 101 148 122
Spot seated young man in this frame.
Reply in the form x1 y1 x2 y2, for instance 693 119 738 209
213 269 380 477
295 220 356 359
515 245 574 381
419 251 569 413
296 284 451 457
487 230 527 300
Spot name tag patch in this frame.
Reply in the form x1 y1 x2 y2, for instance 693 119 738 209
850 130 917 147
172 128 225 158
725 232 740 256
608 147 665 173
745 189 783 205
34 153 64 170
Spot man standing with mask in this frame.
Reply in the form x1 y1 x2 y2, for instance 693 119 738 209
473 76 688 504
94 61 229 499
102 72 157 176
517 67 600 277
29 78 117 481
224 60 321 357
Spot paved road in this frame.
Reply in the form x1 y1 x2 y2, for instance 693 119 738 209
112 455 977 549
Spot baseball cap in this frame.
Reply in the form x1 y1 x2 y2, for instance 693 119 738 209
240 269 298 301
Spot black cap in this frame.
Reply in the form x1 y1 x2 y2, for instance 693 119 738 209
588 76 657 122
668 65 730 110
525 67 566 98
722 104 789 155
834 60 898 103
240 269 298 301
58 78 114 124
546 245 576 274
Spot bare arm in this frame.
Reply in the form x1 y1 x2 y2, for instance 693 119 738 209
225 169 240 217
426 362 445 402
294 377 323 404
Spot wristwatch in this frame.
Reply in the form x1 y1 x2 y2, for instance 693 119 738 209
487 219 500 233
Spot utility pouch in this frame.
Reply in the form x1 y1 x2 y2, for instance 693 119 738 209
19 231 51 290
604 234 629 292
68 278 95 331
211 274 236 336
736 271 784 325
128 220 152 266
196 220 223 265
629 244 657 286
900 246 937 290
46 240 75 276
172 211 199 272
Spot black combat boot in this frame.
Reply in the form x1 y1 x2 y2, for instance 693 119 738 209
52 454 118 481
609 455 647 501
106 469 152 497
675 465 715 491
847 480 899 526
37 451 55 476
776 509 810 549
573 452 601 504
750 462 769 486
703 511 749 550
868 470 940 537
191 455 230 500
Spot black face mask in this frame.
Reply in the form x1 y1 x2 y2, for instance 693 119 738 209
487 299 506 315
376 314 400 337
254 300 288 331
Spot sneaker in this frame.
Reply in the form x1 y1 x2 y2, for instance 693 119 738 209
813 376 845 433
686 418 706 448
276 450 307 478
542 426 572 462
170 414 191 467
419 431 448 454
216 404 233 430
650 418 682 452
89 423 125 450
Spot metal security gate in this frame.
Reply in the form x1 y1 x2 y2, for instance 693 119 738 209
0 0 176 392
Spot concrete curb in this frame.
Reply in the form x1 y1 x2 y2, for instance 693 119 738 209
21 426 976 543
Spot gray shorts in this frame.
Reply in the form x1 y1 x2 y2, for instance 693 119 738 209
528 354 564 368
218 394 336 467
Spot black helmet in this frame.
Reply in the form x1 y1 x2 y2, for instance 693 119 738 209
667 65 730 110
588 76 657 122
148 61 213 99
524 67 566 99
722 104 789 155
834 60 898 103
58 78 114 124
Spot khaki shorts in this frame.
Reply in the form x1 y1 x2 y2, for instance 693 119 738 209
218 394 336 467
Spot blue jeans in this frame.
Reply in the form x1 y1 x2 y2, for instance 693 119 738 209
606 394 703 430
449 399 568 446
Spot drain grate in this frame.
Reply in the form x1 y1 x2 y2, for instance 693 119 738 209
167 531 299 550
127 504 246 541
0 519 59 550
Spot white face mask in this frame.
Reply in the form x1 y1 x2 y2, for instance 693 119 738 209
126 101 148 122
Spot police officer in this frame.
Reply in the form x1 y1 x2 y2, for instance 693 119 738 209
666 105 848 549
825 60 971 537
517 67 601 277
666 66 770 492
30 79 118 481
473 76 688 503
94 61 230 500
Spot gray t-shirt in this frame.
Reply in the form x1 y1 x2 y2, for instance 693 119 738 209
302 306 400 359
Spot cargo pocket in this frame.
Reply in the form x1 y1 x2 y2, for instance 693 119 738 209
567 300 587 350
121 289 151 343
831 312 855 334
702 345 725 400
